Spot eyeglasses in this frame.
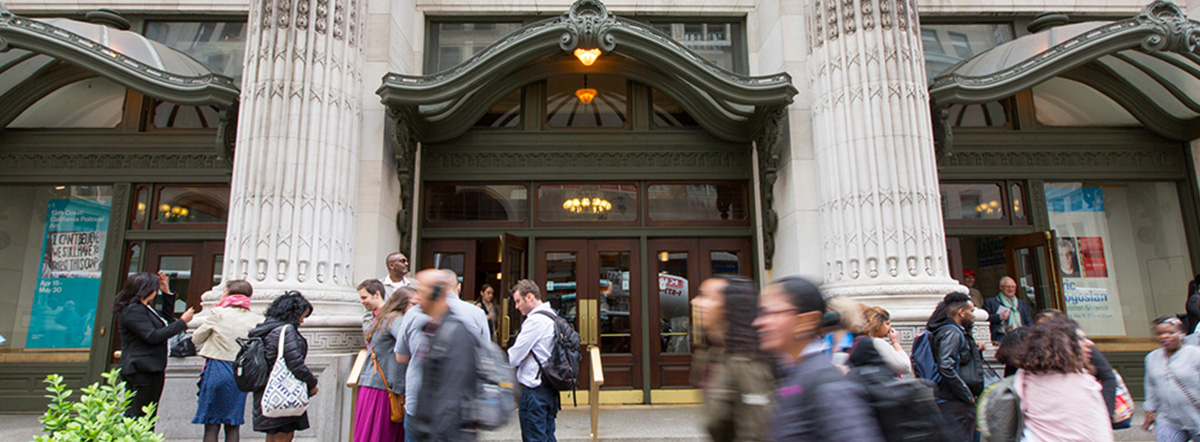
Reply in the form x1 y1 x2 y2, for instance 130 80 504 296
757 306 799 317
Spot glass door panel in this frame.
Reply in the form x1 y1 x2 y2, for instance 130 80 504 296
1005 232 1065 313
588 239 641 392
499 233 527 347
420 240 477 301
535 239 641 397
544 251 581 329
598 251 633 354
657 250 692 355
649 238 752 389
157 256 193 314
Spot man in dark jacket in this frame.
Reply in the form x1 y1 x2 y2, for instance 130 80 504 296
982 276 1033 342
412 271 478 442
929 292 984 441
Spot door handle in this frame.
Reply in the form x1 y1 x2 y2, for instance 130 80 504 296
501 299 511 347
581 299 599 346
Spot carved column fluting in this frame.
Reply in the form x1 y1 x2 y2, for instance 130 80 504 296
807 0 962 320
210 0 366 331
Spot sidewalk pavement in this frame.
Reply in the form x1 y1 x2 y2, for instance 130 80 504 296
0 404 1161 441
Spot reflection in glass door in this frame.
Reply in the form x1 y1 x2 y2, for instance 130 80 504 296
1004 232 1065 312
535 239 642 400
648 238 752 390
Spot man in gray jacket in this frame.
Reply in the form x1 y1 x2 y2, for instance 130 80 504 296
928 292 984 441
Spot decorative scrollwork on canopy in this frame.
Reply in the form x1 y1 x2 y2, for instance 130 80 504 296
389 107 419 256
558 0 617 52
1140 0 1200 53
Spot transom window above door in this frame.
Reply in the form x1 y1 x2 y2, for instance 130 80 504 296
423 181 750 228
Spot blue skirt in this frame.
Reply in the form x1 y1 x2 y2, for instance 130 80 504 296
193 358 247 426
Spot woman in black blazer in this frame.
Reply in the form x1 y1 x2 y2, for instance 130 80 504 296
115 271 194 419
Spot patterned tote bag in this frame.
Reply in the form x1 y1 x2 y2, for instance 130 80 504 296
261 325 310 418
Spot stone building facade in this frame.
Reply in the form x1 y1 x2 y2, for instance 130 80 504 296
2 0 1200 438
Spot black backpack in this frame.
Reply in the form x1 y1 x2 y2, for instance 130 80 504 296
848 365 950 442
232 336 269 392
530 310 580 392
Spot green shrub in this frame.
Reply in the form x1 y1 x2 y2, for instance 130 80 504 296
35 368 165 442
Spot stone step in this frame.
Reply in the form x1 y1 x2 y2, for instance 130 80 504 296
479 405 707 441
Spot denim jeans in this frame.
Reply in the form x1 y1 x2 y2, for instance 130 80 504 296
518 385 558 442
1157 422 1200 442
404 414 417 442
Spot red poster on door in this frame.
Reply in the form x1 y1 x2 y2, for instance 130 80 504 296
1078 237 1108 278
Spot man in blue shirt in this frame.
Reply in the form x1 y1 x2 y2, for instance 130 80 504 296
507 279 558 442
395 269 489 442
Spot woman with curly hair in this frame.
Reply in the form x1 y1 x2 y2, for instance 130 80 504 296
1015 320 1112 441
1144 316 1200 441
249 292 318 442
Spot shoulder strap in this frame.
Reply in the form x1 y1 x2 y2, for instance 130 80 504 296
531 310 556 320
368 344 390 387
276 325 289 360
1165 361 1200 409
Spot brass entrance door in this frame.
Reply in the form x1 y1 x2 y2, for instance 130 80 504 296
535 239 642 399
647 238 752 390
1004 231 1066 312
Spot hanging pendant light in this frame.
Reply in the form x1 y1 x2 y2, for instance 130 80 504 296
574 48 601 66
575 74 597 104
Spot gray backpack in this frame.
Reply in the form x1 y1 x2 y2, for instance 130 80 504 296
977 373 1023 442
437 320 518 430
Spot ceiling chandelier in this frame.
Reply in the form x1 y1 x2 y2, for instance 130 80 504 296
562 195 612 214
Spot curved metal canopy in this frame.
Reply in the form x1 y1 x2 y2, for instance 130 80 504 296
0 4 239 155
929 0 1200 142
376 0 797 145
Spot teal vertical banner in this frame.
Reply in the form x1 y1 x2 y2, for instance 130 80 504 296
27 197 112 349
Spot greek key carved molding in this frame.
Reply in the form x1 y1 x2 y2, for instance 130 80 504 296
936 149 1185 170
423 150 748 171
0 153 229 170
304 329 365 353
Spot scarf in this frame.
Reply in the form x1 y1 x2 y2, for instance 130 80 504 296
216 294 252 309
999 294 1021 330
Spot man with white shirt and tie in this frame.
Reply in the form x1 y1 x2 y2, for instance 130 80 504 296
507 279 558 442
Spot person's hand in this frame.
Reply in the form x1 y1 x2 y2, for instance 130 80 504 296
180 307 195 323
977 341 987 352
999 310 1010 321
309 386 319 396
157 271 171 294
887 327 900 345
1143 412 1156 431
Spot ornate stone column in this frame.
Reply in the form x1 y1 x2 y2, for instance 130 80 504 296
165 3 366 439
805 0 964 324
214 0 366 331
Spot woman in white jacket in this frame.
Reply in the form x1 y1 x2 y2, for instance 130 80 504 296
858 305 911 375
192 280 264 442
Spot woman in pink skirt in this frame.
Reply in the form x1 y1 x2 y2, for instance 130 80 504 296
354 281 412 441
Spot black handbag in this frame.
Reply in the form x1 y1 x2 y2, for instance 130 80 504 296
169 333 196 357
